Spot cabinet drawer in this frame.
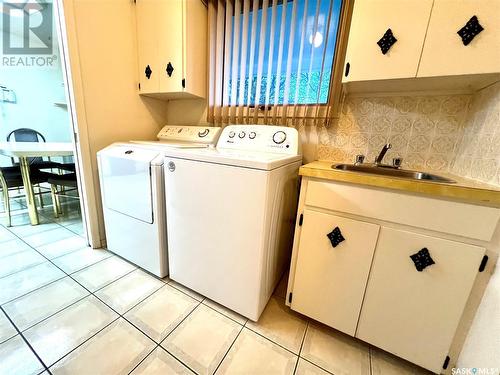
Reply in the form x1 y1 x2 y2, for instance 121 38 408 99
305 180 500 241
291 210 379 336
356 227 485 373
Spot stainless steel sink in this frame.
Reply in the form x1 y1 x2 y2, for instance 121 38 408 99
332 164 456 183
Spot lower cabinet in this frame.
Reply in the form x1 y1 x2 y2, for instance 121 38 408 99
356 228 485 373
291 209 380 336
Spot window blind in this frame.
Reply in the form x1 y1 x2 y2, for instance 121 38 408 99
207 0 352 127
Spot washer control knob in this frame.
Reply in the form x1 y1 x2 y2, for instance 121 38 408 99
198 128 209 138
272 131 287 144
249 131 256 139
238 131 246 139
228 131 236 138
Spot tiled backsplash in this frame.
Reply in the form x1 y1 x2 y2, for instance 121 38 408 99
317 82 500 186
451 82 500 186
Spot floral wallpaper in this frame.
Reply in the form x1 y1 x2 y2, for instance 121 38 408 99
316 82 500 186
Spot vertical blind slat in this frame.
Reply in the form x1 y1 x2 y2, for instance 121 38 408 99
245 0 260 123
230 0 242 123
222 0 234 123
252 0 269 124
263 0 279 124
270 0 288 124
302 0 322 109
237 0 250 123
281 0 298 110
313 0 335 127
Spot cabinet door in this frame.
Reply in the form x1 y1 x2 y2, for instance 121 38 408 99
356 228 485 373
157 0 184 93
418 0 500 77
136 0 159 94
343 0 433 82
291 210 380 336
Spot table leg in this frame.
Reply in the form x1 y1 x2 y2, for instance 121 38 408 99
19 157 39 225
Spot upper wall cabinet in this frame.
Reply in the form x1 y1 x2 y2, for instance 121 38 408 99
342 0 500 92
418 0 500 77
136 0 207 100
342 0 433 82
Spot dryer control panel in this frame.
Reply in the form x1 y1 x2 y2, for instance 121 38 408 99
157 125 222 144
217 125 300 155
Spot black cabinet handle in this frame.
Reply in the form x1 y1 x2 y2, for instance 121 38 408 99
345 62 350 77
377 28 397 54
457 15 483 46
145 65 152 79
327 226 345 248
166 62 174 77
410 248 435 272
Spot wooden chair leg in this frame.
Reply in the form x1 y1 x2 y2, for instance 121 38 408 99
1 186 12 227
37 184 44 208
50 184 59 218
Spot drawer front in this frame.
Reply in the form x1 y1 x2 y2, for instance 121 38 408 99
305 180 500 241
291 209 380 336
356 227 485 373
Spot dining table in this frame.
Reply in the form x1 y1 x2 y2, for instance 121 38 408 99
0 142 75 225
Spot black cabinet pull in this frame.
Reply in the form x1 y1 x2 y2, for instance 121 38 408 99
457 15 483 46
410 248 435 272
377 28 397 54
345 62 350 77
145 65 152 79
166 62 174 77
327 226 345 248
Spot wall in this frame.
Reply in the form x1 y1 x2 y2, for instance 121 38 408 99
0 20 71 167
64 0 168 244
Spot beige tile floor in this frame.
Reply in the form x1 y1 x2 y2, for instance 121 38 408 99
0 197 432 375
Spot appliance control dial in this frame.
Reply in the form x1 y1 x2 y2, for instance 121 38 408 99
238 131 246 139
249 131 256 139
198 128 209 138
272 131 287 144
228 131 236 138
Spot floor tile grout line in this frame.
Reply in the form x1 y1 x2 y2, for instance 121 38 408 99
211 324 245 375
126 344 160 375
45 316 121 370
201 300 249 326
244 324 303 357
0 305 52 375
293 320 310 374
157 299 204 347
299 356 335 375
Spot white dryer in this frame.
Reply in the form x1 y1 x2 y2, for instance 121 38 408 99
164 125 302 320
97 125 221 277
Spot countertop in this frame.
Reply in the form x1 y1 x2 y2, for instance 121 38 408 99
300 160 500 207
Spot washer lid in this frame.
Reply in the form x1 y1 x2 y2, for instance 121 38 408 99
164 147 302 170
99 145 160 223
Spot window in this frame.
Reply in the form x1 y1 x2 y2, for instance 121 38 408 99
208 0 350 125
227 0 342 106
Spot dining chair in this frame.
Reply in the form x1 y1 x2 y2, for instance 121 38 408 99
6 128 62 170
0 167 51 227
48 173 79 218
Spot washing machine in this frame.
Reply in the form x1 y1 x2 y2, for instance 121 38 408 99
164 125 302 320
97 125 221 277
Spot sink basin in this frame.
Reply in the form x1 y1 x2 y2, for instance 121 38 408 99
332 164 456 183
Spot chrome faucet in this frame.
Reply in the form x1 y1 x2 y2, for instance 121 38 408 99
375 143 392 165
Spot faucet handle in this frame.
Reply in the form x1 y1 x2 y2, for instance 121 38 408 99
355 154 365 165
392 157 403 168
